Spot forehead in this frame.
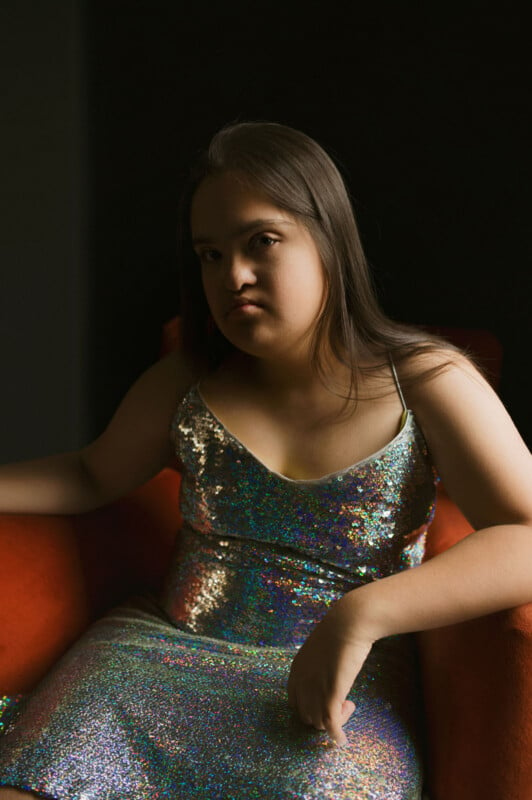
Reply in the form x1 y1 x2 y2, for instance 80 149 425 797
190 172 293 239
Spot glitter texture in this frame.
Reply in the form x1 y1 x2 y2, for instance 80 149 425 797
0 384 437 799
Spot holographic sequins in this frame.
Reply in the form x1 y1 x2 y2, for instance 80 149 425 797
0 697 21 736
163 386 436 646
0 385 436 799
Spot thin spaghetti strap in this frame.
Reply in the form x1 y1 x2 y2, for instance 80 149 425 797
388 354 408 425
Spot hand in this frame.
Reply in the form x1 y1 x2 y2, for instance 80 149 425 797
287 603 374 746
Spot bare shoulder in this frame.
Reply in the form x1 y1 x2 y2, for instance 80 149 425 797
397 347 532 529
139 349 199 410
397 346 518 438
397 345 511 440
109 348 202 445
397 347 482 395
79 350 200 499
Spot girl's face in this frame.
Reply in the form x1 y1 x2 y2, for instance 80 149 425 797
190 172 327 363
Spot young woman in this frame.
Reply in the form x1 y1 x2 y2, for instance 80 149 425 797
0 122 530 800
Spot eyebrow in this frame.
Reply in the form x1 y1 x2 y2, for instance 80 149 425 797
192 218 295 246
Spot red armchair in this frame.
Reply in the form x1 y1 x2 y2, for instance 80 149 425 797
1 324 531 800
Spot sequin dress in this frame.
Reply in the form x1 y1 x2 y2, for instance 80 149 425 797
0 382 437 800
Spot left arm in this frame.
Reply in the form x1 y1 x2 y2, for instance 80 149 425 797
346 353 532 635
288 354 532 744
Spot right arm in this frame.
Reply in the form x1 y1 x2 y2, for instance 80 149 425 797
0 351 195 515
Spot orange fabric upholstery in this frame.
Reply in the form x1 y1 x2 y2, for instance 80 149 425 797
1 325 530 798
1 469 181 695
416 326 532 798
420 498 532 798
1 513 87 694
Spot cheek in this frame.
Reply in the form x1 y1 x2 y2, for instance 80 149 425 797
199 272 219 318
200 269 216 300
286 262 327 310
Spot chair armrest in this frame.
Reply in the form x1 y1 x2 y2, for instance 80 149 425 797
0 468 182 695
0 513 88 694
419 604 532 800
421 485 532 798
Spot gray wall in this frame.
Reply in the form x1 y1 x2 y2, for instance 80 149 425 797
1 0 88 461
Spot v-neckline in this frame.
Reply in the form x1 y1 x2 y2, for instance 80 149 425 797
192 384 413 485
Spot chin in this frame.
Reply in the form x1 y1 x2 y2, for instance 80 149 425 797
218 329 276 360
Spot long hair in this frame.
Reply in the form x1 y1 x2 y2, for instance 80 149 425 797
178 121 458 391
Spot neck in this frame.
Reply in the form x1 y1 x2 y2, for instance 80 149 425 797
227 349 353 401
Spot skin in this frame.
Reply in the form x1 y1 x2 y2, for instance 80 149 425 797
0 172 531 793
287 350 532 743
191 171 329 368
0 792 34 799
191 172 532 747
191 172 407 480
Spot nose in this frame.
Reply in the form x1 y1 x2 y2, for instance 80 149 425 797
223 253 257 291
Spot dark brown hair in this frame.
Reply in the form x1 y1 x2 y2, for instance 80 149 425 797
178 121 459 392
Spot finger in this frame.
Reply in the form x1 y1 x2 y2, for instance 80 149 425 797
327 719 348 747
286 664 300 710
299 705 325 729
287 675 325 728
298 704 326 730
287 678 296 709
304 715 325 730
340 699 355 724
324 704 351 746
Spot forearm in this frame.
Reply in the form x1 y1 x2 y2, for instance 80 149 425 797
0 451 110 515
335 524 532 641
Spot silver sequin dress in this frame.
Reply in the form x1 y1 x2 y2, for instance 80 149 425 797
0 384 437 800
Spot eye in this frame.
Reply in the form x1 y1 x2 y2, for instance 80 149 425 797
251 233 280 250
197 248 222 264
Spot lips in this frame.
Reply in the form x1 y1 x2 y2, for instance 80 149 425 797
226 297 263 315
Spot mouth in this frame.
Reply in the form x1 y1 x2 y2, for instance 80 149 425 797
226 298 263 316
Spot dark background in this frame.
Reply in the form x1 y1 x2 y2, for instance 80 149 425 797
2 1 530 461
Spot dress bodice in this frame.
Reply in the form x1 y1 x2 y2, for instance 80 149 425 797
160 385 437 646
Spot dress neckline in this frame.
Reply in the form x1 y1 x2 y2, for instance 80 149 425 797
191 384 415 485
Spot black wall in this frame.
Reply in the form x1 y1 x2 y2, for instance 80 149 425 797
2 2 530 460
1 0 88 461
86 2 531 444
